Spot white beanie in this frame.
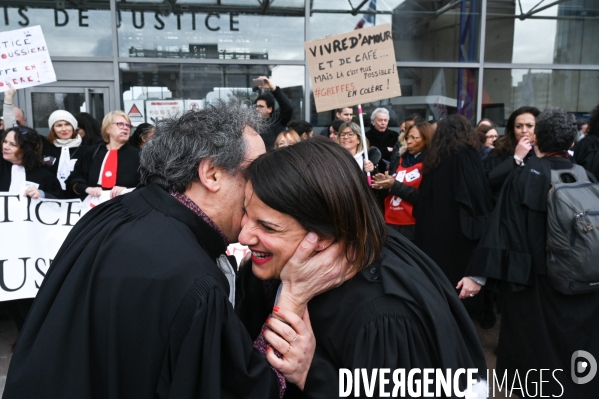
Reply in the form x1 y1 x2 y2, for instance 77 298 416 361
48 110 78 132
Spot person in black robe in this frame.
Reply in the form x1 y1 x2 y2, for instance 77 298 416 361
414 115 493 319
467 108 599 398
483 106 540 203
1 126 62 199
236 138 488 398
573 103 599 177
66 110 140 199
5 102 350 398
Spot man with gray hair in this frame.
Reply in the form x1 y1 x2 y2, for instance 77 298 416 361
5 100 347 398
366 107 398 172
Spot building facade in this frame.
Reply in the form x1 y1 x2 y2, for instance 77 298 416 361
2 0 598 133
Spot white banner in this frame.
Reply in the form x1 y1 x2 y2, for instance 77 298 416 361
0 26 57 90
0 192 249 301
0 193 86 301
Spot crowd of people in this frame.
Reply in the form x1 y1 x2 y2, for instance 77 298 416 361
2 75 599 398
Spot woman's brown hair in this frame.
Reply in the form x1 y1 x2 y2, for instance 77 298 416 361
2 126 43 170
245 137 387 273
407 122 434 149
422 114 480 174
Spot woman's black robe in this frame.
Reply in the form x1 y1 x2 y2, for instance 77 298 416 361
414 145 492 317
467 156 599 398
237 229 487 398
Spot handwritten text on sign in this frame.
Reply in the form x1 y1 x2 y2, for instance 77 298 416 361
305 24 401 113
0 25 56 90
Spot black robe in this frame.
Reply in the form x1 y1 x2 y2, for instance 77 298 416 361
66 142 141 199
573 134 599 178
4 185 279 399
483 148 535 204
0 158 62 198
467 156 599 397
237 230 487 398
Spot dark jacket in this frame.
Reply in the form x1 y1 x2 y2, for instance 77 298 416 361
365 127 399 172
573 134 599 178
261 87 293 150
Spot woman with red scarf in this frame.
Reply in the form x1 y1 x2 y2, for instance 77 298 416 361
67 110 140 199
372 122 433 241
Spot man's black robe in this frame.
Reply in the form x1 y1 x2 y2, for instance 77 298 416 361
4 185 278 399
237 230 487 398
467 156 599 397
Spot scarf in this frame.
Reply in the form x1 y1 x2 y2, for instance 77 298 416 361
402 150 425 168
9 164 26 194
54 135 82 190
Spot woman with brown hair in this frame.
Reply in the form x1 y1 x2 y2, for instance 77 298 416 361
42 110 86 193
235 137 487 397
66 110 140 199
372 122 434 241
1 126 62 199
414 114 493 318
484 106 540 201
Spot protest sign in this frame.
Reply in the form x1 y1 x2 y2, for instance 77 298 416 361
305 24 401 113
0 26 57 90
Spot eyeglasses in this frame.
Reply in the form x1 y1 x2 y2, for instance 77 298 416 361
339 132 356 138
113 122 133 129
255 104 267 109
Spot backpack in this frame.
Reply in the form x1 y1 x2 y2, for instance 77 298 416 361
546 165 599 295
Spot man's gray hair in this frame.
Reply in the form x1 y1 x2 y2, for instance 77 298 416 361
140 100 265 192
371 108 389 120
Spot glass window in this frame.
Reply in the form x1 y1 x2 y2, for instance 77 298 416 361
485 0 599 65
120 63 304 125
117 1 305 60
2 1 112 57
310 67 478 131
310 0 482 62
482 69 599 127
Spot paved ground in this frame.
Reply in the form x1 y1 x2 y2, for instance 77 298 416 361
0 314 515 398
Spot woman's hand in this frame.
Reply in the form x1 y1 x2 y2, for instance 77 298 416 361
86 187 102 198
264 307 315 390
110 186 126 198
277 233 352 317
24 187 42 198
363 159 374 173
372 172 394 190
514 136 532 161
3 82 16 105
456 277 482 299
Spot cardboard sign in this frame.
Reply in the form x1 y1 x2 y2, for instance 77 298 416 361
0 26 57 90
305 24 401 112
146 100 184 123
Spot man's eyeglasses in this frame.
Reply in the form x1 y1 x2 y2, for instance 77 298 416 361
113 122 133 129
255 104 267 109
339 132 356 138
